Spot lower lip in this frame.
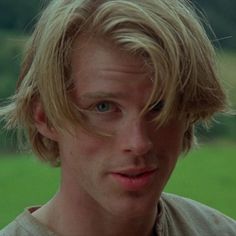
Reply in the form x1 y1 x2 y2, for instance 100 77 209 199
111 170 156 191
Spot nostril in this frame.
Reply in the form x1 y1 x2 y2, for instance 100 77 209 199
123 137 153 156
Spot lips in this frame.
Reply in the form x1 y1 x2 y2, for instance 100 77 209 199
110 168 157 191
116 168 155 177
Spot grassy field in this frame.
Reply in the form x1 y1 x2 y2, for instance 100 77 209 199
0 143 235 228
0 155 59 228
165 143 236 218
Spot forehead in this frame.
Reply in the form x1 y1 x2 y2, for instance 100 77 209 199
70 37 154 103
70 37 148 78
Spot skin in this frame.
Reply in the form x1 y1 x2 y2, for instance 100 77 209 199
33 38 187 236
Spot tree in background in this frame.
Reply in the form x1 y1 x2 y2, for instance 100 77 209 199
0 0 50 33
192 0 236 50
0 0 235 50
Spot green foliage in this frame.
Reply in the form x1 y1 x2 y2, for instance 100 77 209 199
0 0 50 33
195 51 236 142
218 51 236 107
0 31 26 99
0 119 18 153
0 0 235 50
192 0 236 50
0 32 24 153
0 145 235 228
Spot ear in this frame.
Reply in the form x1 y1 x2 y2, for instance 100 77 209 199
33 102 58 141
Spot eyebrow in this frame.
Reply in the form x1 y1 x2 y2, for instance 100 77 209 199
100 67 148 75
80 91 127 100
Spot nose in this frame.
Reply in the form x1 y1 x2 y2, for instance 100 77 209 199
120 118 153 156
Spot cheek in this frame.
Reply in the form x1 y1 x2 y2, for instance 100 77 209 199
151 124 185 156
66 130 111 161
76 137 104 158
154 127 185 182
58 131 111 181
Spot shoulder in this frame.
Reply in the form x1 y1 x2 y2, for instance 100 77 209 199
0 209 56 236
0 213 31 236
159 192 236 235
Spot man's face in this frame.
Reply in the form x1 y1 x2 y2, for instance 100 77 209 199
56 39 186 218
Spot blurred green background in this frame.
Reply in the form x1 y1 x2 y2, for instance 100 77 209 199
0 0 236 228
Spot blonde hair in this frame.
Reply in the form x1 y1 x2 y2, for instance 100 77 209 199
0 0 227 166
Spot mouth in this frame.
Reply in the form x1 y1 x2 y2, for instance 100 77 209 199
110 168 157 191
116 169 156 177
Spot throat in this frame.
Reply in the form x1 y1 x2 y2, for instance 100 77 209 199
31 191 158 236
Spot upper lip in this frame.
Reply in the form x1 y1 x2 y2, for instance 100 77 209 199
111 167 157 176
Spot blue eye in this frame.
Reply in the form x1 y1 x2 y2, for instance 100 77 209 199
96 102 112 113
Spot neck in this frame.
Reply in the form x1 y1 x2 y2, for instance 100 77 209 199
48 193 156 236
33 174 158 236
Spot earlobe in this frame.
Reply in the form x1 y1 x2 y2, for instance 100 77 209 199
34 102 58 141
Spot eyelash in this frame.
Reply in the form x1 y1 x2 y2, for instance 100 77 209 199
150 100 164 113
87 100 164 115
90 101 119 114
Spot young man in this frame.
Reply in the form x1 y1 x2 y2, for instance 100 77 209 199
0 0 236 235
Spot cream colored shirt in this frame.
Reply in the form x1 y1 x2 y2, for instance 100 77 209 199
1 193 236 236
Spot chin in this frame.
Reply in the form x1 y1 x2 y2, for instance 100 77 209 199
105 191 158 218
